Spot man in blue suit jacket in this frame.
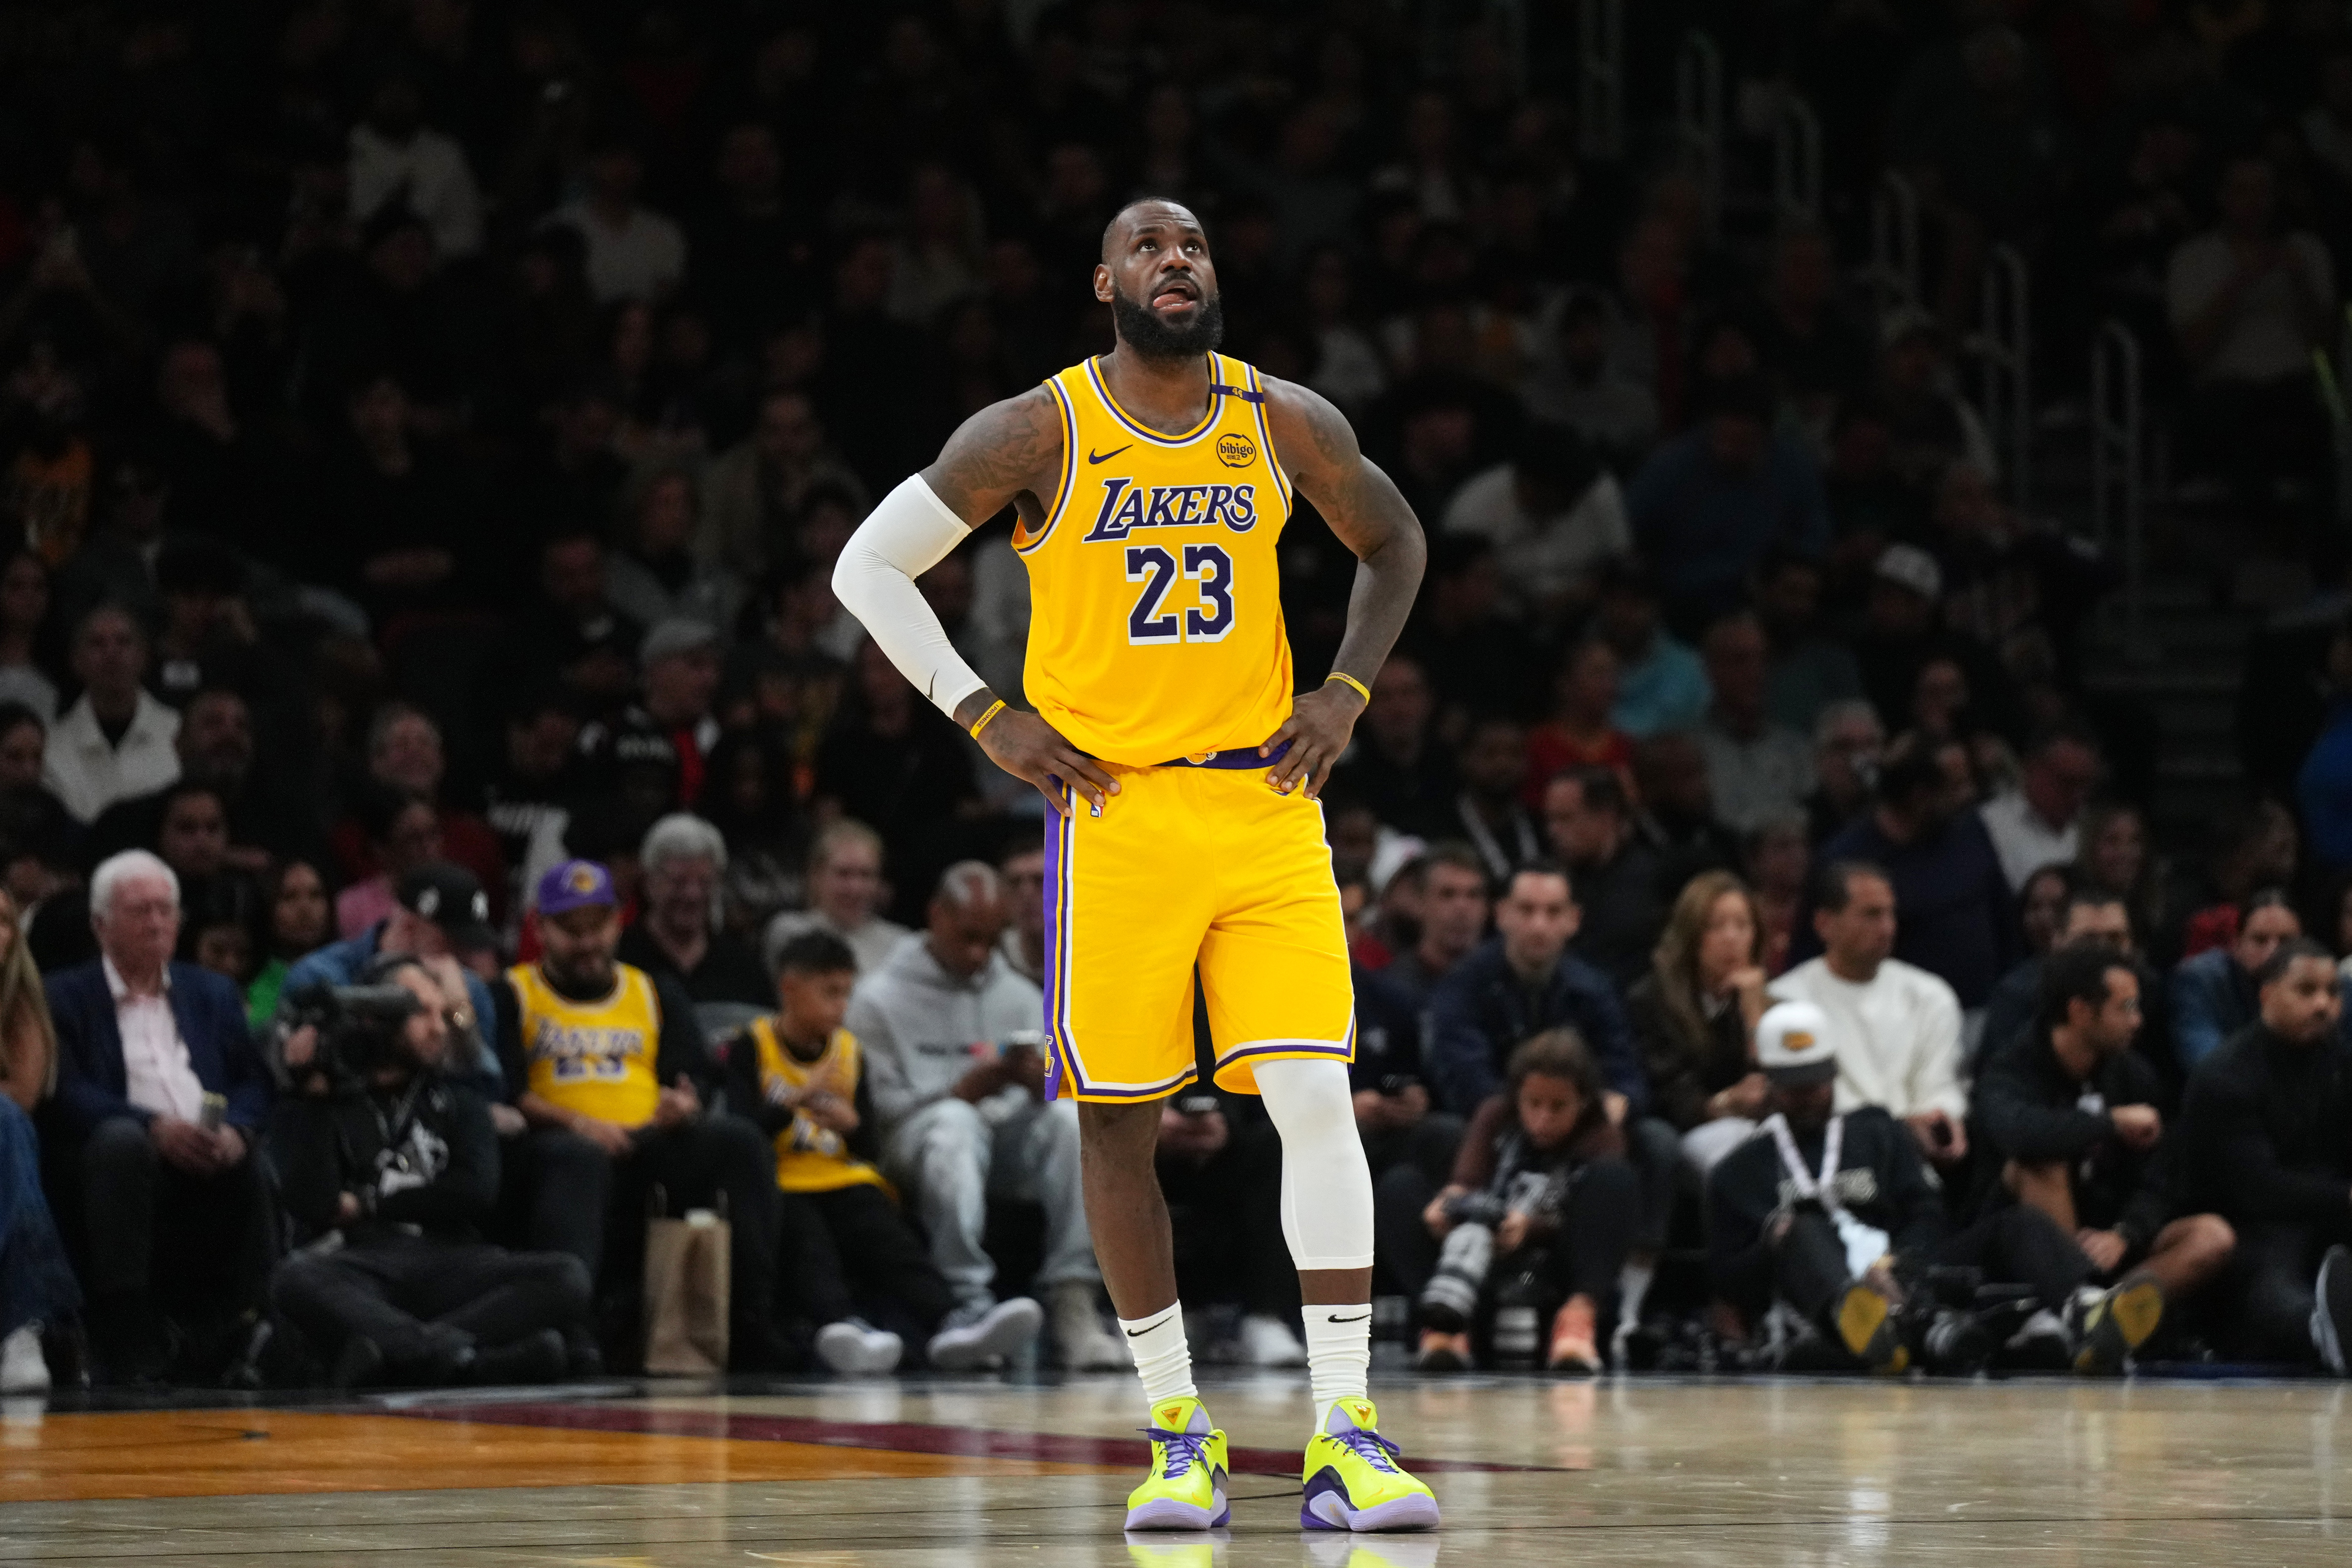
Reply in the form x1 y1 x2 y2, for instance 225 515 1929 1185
48 851 270 1381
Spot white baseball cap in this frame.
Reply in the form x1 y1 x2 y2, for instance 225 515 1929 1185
1874 543 1943 601
1757 999 1838 1087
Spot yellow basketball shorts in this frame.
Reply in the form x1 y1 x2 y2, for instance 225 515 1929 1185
1040 756 1355 1102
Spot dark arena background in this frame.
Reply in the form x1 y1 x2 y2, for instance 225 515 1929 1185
3 2 2352 1565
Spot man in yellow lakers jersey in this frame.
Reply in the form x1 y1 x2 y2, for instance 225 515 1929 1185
832 199 1437 1532
492 858 784 1370
725 929 1045 1375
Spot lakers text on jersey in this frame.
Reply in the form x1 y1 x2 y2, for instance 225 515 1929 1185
508 962 664 1127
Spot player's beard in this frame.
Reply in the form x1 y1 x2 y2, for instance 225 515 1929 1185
1112 282 1226 361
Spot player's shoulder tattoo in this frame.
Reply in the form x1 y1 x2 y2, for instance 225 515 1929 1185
927 385 1064 517
1259 373 1360 472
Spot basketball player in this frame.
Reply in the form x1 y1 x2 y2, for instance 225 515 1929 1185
831 199 1437 1533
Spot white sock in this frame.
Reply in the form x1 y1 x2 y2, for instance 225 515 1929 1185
1119 1306 1196 1409
1304 1306 1372 1431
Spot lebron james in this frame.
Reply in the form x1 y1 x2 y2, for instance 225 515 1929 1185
832 198 1435 1533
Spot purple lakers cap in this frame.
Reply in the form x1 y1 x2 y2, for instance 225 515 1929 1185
536 858 617 916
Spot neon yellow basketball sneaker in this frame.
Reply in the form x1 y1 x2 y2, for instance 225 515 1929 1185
1123 1396 1230 1531
1299 1398 1441 1531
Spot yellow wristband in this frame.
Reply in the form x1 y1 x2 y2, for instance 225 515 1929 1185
968 699 1009 740
1325 671 1372 705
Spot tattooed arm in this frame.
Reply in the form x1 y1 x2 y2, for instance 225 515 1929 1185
850 388 1120 815
1256 377 1429 799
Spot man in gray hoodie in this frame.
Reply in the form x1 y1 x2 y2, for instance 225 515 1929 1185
849 861 1122 1370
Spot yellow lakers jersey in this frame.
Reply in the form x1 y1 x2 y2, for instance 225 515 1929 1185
747 1017 886 1194
1014 353 1296 765
508 961 663 1128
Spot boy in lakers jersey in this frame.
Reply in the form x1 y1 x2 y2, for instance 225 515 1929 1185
724 930 1044 1375
832 199 1438 1532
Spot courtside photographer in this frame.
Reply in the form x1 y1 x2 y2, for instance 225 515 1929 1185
267 954 590 1388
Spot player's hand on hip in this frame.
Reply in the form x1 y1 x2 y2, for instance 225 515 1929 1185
977 707 1120 817
1262 681 1364 799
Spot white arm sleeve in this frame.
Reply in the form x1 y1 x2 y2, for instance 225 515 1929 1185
831 475 990 720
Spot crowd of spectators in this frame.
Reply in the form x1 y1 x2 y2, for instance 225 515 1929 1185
7 1 2352 1393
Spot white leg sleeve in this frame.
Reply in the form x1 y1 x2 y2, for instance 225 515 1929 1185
1252 1058 1375 1271
829 474 989 719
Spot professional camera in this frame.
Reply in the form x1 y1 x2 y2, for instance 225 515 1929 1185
1440 1189 1509 1229
278 981 423 1087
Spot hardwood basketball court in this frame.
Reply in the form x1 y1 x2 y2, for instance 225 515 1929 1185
3 1372 2347 1566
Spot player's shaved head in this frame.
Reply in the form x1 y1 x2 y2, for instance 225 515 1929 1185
1101 198 1204 262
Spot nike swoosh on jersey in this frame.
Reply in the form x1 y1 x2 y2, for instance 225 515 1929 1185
1087 444 1133 465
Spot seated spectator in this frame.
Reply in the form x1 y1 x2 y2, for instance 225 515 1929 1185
699 730 809 939
47 850 269 1382
578 619 725 814
277 863 500 1099
1398 536 1538 721
727 931 1043 1374
1975 947 2237 1372
1755 552 1865 734
606 467 743 635
1626 375 1830 629
617 815 769 1008
494 859 783 1369
1595 562 1707 739
1377 842 1490 1005
43 603 180 825
2075 801 2174 962
1804 701 1884 844
1441 423 1629 618
507 532 644 714
1541 766 1668 990
1709 1000 2092 1373
1430 863 1646 1119
1523 640 1634 810
811 642 979 884
1977 886 2155 1078
1873 310 2000 497
244 860 332 1033
1773 862 1970 1170
268 954 590 1388
2171 889 2302 1073
543 131 687 304
849 862 1121 1372
1450 716 1540 885
1981 726 2103 893
2176 939 2352 1371
333 703 507 923
1796 734 2020 1011
1633 732 1743 888
1630 871 1772 1179
2166 155 2336 502
1329 655 1455 840
2017 864 2076 961
1396 1030 1641 1374
1525 288 1659 466
1850 546 2019 745
1693 612 1816 835
995 842 1048 987
1156 1077 1301 1368
0 880 68 1392
764 819 911 976
1 1090 77 1393
2174 800 2299 959
334 787 443 940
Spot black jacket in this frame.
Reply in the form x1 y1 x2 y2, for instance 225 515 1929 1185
1428 938 1647 1116
1567 840 1671 991
1707 1106 1944 1317
2176 1023 2352 1227
1973 1027 2176 1246
1352 963 1429 1095
269 1071 500 1245
1627 971 1752 1133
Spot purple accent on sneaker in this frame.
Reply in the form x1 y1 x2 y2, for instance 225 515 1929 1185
1124 1494 1227 1531
1299 1468 1441 1532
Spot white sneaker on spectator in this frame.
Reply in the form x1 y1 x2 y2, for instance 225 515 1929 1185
927 1297 1043 1371
1238 1313 1308 1368
1050 1282 1126 1372
814 1319 904 1376
0 1324 49 1395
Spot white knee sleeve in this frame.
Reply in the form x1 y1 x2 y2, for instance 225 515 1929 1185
1252 1058 1375 1271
